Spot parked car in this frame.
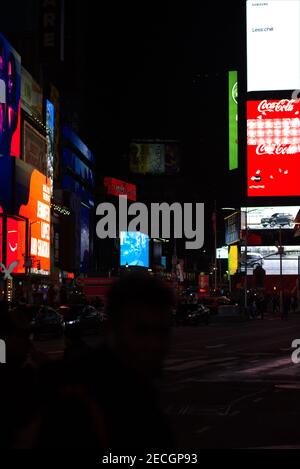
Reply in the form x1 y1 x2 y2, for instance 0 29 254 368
174 302 210 326
31 306 64 339
261 213 294 228
200 296 232 315
64 304 102 335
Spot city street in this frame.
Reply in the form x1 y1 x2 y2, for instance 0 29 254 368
34 314 300 449
162 315 300 448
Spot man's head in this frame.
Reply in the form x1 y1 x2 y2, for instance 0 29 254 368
106 272 175 379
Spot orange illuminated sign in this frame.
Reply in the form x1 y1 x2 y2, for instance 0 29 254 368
19 170 51 274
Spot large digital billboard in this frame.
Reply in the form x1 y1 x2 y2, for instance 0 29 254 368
21 67 43 121
0 33 21 158
241 206 300 230
247 99 300 197
241 246 300 275
247 1 300 92
120 231 149 267
228 71 238 170
19 170 51 275
129 142 180 175
23 122 47 175
46 100 54 193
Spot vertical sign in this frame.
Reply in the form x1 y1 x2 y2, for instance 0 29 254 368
46 100 54 193
229 71 238 170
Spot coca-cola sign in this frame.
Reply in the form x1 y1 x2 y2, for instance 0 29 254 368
257 99 296 115
247 100 300 197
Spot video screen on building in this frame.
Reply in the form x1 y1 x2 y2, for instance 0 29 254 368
217 246 229 259
241 246 300 275
247 1 300 92
46 100 54 193
6 217 26 274
120 231 149 267
19 169 51 275
247 100 300 196
228 71 238 170
0 33 21 157
241 206 300 230
129 142 180 175
23 122 47 175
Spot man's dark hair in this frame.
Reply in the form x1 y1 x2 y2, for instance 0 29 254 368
106 272 176 326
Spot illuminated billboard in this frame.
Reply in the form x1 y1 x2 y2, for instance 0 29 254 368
6 217 26 274
104 177 136 201
46 100 54 193
129 142 180 175
229 245 238 276
120 231 149 267
21 67 43 120
217 246 228 259
241 246 300 275
19 170 51 275
0 33 21 157
228 71 238 170
23 122 47 174
241 206 300 230
247 100 300 196
247 1 300 92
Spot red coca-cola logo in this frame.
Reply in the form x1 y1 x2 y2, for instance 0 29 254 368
256 143 300 155
257 99 295 115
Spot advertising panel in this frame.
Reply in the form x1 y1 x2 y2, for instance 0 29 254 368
46 100 54 193
241 245 300 275
229 245 238 276
6 217 26 274
217 246 229 259
19 170 51 275
50 85 60 180
247 99 300 196
129 142 180 175
21 67 43 120
0 33 21 158
241 206 300 230
198 273 209 296
228 71 238 170
247 1 300 92
225 212 240 245
104 177 136 201
120 231 149 267
23 122 47 174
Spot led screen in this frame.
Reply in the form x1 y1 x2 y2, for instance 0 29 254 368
23 122 47 174
6 217 26 274
241 246 300 275
241 206 300 230
217 246 229 259
19 170 51 275
247 1 300 92
80 205 90 273
247 99 300 196
0 33 21 157
228 71 238 170
120 231 149 267
46 100 54 193
129 142 180 175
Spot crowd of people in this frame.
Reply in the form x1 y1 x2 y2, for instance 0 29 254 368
0 273 176 449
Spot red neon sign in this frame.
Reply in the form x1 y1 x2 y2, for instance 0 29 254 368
247 99 300 197
104 177 137 201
